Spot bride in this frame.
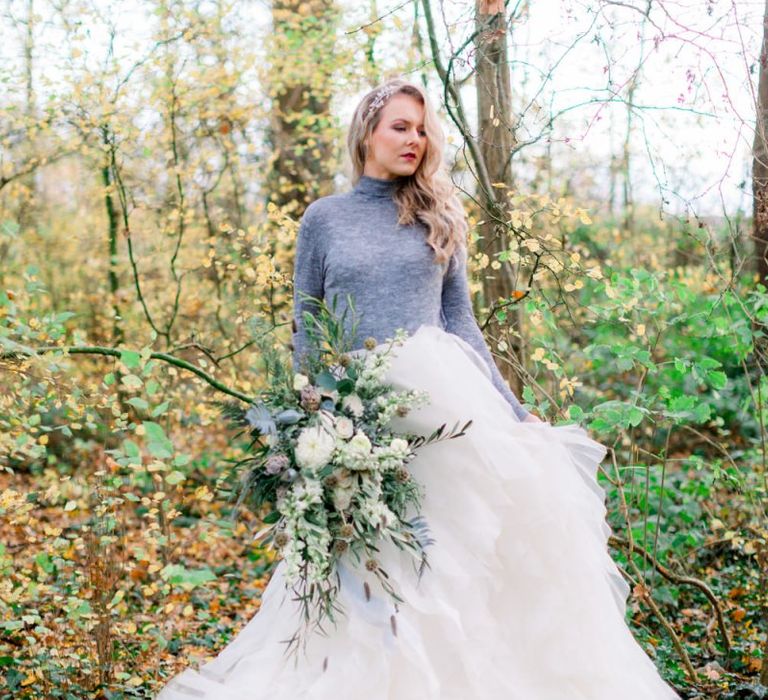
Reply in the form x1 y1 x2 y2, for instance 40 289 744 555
156 78 681 699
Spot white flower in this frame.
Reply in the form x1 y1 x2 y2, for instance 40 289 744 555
338 430 375 471
372 437 411 471
342 393 364 418
293 373 309 391
334 416 354 439
294 477 323 505
390 437 409 455
357 497 396 530
348 431 372 456
331 467 357 511
295 425 336 470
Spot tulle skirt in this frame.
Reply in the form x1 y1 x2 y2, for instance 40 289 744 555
156 324 681 699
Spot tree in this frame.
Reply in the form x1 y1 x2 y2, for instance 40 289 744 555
473 0 526 396
265 0 342 214
753 0 768 287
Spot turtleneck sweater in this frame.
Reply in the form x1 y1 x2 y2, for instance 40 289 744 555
291 173 531 422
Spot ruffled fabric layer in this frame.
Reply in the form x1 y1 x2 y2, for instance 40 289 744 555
156 324 680 700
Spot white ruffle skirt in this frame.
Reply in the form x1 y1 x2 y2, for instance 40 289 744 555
156 324 681 699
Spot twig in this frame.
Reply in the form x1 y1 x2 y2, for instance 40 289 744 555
2 345 253 404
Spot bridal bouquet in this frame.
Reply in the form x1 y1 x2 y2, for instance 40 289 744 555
221 295 472 656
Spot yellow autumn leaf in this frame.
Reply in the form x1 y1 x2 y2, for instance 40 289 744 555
21 673 37 687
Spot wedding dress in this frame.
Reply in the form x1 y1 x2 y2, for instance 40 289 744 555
156 324 681 699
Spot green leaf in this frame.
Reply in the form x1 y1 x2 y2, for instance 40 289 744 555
143 421 167 443
336 378 355 395
522 385 536 404
165 471 186 485
127 397 149 411
107 590 125 609
707 371 727 390
160 564 216 589
567 404 584 421
627 406 644 427
120 350 142 370
314 371 337 390
122 374 143 389
698 357 721 370
35 552 55 574
693 403 712 423
151 401 171 417
123 439 141 459
142 421 174 459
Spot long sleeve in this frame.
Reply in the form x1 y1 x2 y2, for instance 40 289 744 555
441 242 531 421
291 205 325 373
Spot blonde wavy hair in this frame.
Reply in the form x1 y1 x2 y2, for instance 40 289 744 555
346 78 468 265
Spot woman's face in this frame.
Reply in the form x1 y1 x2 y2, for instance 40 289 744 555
363 93 427 180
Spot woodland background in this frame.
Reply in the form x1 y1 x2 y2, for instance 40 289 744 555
1 0 768 697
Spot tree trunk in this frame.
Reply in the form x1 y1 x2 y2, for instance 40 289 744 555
753 0 768 285
266 0 340 213
473 0 526 397
18 0 37 231
101 125 123 349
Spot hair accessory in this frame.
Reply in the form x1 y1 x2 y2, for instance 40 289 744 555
365 84 400 118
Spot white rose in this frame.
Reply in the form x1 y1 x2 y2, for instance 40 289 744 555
348 430 372 456
295 425 336 470
293 373 309 391
334 416 354 439
342 393 364 418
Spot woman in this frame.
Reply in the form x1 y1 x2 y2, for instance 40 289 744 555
157 78 681 699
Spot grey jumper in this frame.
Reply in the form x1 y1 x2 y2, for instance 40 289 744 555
291 173 530 421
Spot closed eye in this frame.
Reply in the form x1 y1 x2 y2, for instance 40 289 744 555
394 126 427 136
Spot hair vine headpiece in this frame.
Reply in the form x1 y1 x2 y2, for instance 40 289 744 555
365 84 400 118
